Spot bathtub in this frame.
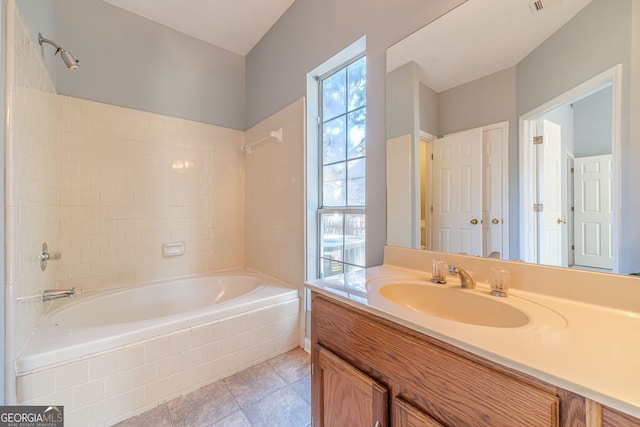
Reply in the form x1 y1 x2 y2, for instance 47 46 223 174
16 270 300 425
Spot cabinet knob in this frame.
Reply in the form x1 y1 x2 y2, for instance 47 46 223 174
470 218 478 225
492 218 500 225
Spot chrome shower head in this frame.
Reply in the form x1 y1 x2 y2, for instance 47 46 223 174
38 33 79 70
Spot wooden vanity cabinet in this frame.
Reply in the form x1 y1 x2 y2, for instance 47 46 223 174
311 292 580 427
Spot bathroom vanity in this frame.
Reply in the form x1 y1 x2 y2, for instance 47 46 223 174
306 248 640 426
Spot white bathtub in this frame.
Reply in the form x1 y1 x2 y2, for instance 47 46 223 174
16 270 300 425
17 270 299 373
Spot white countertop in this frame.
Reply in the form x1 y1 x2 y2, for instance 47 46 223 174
306 264 640 418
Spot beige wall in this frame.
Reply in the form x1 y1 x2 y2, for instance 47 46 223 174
56 97 246 292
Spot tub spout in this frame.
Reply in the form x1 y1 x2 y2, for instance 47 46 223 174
43 287 76 302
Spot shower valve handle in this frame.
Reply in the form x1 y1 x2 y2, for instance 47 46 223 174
39 242 62 271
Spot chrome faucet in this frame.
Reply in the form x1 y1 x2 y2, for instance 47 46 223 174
42 287 76 302
449 266 475 289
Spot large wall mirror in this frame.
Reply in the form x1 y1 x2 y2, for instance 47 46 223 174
386 0 640 275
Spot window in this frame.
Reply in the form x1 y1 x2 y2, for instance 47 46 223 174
318 56 366 278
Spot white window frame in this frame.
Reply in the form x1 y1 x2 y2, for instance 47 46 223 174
305 36 366 281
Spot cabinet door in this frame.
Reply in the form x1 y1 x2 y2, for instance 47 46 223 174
602 406 640 427
315 346 388 427
394 397 444 427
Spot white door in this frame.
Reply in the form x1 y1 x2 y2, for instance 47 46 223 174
574 155 613 270
432 128 483 256
539 120 563 266
482 124 507 258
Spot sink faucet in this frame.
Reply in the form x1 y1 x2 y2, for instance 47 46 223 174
42 287 76 302
449 266 475 289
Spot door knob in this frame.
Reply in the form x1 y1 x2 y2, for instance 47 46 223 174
557 218 567 224
491 218 500 225
470 218 478 225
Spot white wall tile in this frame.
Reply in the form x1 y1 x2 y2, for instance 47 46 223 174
55 361 89 391
89 353 118 380
16 370 55 402
244 98 305 289
145 337 171 362
168 372 190 394
55 96 246 293
118 345 146 371
5 7 60 383
72 379 104 409
156 354 181 378
201 342 220 361
145 378 170 405
180 348 202 370
190 325 211 348
190 362 212 386
104 371 133 398
228 316 246 335
132 362 158 388
170 331 190 355
210 321 229 341
218 336 239 357
261 306 277 325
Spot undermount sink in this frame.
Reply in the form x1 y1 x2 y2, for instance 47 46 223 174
372 281 530 328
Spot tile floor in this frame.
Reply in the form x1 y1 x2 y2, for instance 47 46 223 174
115 348 311 427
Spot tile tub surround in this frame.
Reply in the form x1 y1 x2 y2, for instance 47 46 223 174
56 95 246 293
16 298 299 426
115 348 310 427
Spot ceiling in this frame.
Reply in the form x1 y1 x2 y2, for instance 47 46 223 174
101 0 296 56
387 0 592 93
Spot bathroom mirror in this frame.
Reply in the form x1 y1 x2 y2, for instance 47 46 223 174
386 0 640 275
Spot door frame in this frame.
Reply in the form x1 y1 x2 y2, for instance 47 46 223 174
481 122 510 260
519 64 621 272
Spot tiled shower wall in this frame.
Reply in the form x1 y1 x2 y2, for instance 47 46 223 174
56 96 245 293
5 3 60 400
244 98 305 287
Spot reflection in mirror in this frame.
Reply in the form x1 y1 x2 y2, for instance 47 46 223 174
386 0 640 275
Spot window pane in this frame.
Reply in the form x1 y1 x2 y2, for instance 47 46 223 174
323 163 346 206
347 158 365 206
321 259 344 278
322 68 346 121
347 107 366 159
323 116 346 165
320 212 343 261
347 57 366 111
345 214 365 266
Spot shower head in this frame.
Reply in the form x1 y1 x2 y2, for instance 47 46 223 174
38 33 79 70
